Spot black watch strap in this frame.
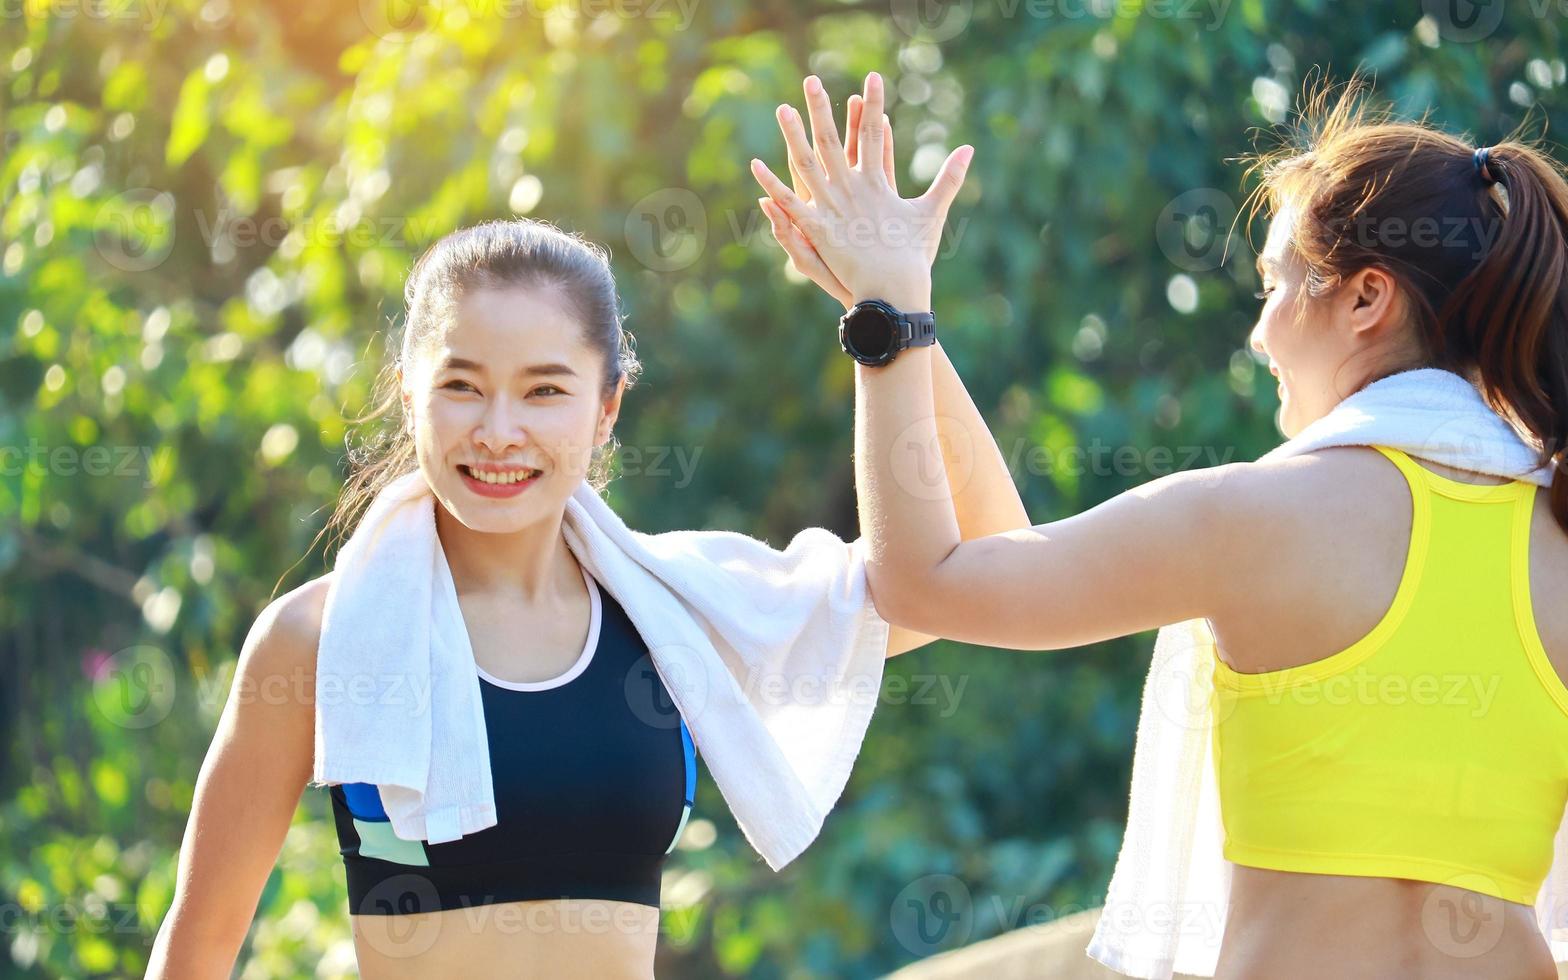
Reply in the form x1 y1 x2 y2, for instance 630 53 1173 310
899 311 936 349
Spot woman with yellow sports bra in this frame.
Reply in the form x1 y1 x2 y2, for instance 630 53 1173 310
750 71 1568 978
1211 442 1568 913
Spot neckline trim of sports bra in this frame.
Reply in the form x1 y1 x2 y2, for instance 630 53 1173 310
1385 445 1530 502
475 562 601 691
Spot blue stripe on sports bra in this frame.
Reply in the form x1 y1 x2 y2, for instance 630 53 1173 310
340 782 388 821
665 718 698 855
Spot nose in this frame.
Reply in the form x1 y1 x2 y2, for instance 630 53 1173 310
473 393 526 455
1248 320 1265 356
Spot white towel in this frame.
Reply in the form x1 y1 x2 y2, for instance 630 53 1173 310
309 470 890 871
1086 367 1567 978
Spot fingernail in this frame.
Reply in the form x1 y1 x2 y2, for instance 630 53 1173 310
806 75 821 94
958 145 974 165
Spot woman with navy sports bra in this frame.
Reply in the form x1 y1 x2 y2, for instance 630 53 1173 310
328 563 698 916
146 173 1028 971
752 71 1568 978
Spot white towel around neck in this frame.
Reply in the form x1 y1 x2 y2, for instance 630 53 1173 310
309 470 890 871
1087 367 1567 978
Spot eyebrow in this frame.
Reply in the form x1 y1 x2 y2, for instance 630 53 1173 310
438 356 579 379
1255 255 1272 276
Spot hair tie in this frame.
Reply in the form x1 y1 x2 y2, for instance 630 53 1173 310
1473 146 1500 185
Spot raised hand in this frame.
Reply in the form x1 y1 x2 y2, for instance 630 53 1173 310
750 71 973 313
759 91 897 310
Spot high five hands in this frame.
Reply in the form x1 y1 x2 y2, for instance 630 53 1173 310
750 71 974 314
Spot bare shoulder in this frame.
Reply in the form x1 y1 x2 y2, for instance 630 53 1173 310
240 573 334 680
1129 447 1407 541
1199 447 1411 527
1182 449 1414 632
1210 445 1407 497
1202 447 1567 674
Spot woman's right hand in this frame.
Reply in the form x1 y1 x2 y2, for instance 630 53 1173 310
750 71 972 314
758 91 898 312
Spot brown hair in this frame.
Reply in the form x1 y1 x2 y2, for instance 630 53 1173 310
1243 72 1568 533
276 219 641 596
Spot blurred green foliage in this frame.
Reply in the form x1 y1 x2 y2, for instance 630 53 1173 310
2 0 1564 976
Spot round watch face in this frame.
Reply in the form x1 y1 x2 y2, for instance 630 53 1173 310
842 305 898 363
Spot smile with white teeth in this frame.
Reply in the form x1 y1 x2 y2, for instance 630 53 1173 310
461 465 541 485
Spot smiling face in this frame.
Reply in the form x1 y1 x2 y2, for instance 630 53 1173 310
1248 204 1412 438
400 283 623 534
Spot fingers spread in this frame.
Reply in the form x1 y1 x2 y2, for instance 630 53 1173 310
775 104 831 203
763 200 818 269
918 144 974 218
761 199 845 300
845 93 863 169
802 75 848 183
751 158 814 229
857 72 887 187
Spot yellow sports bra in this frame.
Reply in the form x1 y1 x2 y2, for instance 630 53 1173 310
1210 445 1568 906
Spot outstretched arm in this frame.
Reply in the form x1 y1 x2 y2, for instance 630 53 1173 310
757 83 1028 657
754 72 1244 650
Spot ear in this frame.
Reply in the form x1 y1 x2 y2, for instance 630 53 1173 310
398 366 414 434
595 374 626 447
1341 265 1403 340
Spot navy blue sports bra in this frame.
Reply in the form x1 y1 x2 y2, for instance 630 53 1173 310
327 565 697 915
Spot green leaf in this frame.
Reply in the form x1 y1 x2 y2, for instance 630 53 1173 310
165 70 212 168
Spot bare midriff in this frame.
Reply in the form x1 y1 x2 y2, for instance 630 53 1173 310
1216 865 1557 980
348 897 662 979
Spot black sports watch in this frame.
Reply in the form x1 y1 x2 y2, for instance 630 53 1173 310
838 299 937 366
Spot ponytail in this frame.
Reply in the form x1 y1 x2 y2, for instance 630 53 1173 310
1443 142 1568 532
